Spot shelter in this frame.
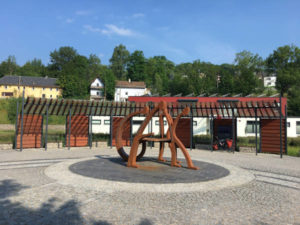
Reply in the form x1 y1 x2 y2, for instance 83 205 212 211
15 95 287 157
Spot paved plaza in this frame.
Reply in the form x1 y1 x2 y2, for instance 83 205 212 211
0 147 299 225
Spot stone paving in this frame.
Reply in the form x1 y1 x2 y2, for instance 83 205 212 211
0 147 299 225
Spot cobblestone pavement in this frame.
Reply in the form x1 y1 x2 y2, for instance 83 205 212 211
0 147 299 225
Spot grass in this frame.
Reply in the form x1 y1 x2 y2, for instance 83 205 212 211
287 146 300 157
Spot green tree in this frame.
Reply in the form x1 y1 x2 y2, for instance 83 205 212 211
266 45 300 94
109 44 129 80
0 55 18 77
234 50 263 95
127 50 146 81
102 69 116 100
18 58 46 77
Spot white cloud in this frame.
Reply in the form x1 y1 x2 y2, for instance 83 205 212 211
65 18 74 23
132 13 145 18
75 10 91 16
83 24 136 37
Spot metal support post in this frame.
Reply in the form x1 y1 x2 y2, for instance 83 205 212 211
190 112 193 151
285 105 288 155
130 117 133 145
280 94 283 158
210 116 214 152
14 101 19 149
45 105 49 151
20 88 25 152
110 115 113 148
68 106 72 150
232 108 235 153
89 116 92 149
255 108 258 156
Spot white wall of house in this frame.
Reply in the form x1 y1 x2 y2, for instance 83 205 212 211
90 78 104 98
91 116 300 138
264 76 276 87
114 87 146 102
287 117 300 138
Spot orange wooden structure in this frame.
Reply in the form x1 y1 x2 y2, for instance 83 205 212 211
115 101 199 170
65 115 89 147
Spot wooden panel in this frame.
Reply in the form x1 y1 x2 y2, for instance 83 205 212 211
16 134 42 148
175 118 191 148
66 115 89 147
112 117 131 146
16 115 43 149
261 119 286 154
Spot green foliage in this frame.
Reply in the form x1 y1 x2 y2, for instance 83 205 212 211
0 55 19 77
17 58 47 77
193 135 211 144
127 50 146 81
237 137 256 147
287 146 300 157
102 69 116 100
109 44 129 80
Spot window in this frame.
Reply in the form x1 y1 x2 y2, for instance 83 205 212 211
104 120 110 125
92 120 101 125
155 120 167 125
2 92 13 96
43 88 45 90
193 121 197 126
246 121 260 133
287 122 290 128
133 120 143 125
50 95 52 98
5 86 7 89
56 88 58 91
32 87 35 90
97 83 99 87
296 122 300 134
50 88 52 91
97 91 100 96
125 92 128 95
42 94 46 98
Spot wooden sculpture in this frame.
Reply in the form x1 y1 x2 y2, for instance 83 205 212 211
116 101 199 170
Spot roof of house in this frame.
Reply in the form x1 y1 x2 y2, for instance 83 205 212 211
115 80 146 88
0 75 59 88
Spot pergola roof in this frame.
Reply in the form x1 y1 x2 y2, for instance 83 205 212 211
22 97 282 118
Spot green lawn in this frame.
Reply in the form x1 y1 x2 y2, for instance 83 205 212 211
287 146 300 157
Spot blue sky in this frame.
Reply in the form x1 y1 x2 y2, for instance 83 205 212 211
0 0 299 66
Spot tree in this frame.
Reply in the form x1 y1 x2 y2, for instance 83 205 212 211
218 64 235 95
127 50 146 81
18 58 46 77
109 44 129 80
0 55 18 77
48 46 78 77
102 69 116 100
266 45 300 94
234 50 262 95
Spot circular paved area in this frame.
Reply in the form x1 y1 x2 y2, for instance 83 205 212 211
69 157 229 183
45 156 254 193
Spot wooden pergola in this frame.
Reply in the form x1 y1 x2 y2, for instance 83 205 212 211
15 97 287 157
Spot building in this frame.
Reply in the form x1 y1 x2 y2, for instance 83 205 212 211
264 75 276 87
90 78 104 100
114 79 149 102
0 75 61 99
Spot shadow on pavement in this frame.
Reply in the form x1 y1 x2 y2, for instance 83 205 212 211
0 179 154 225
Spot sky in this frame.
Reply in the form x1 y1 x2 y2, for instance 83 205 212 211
0 0 299 66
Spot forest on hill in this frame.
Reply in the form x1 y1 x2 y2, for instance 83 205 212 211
0 44 300 115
